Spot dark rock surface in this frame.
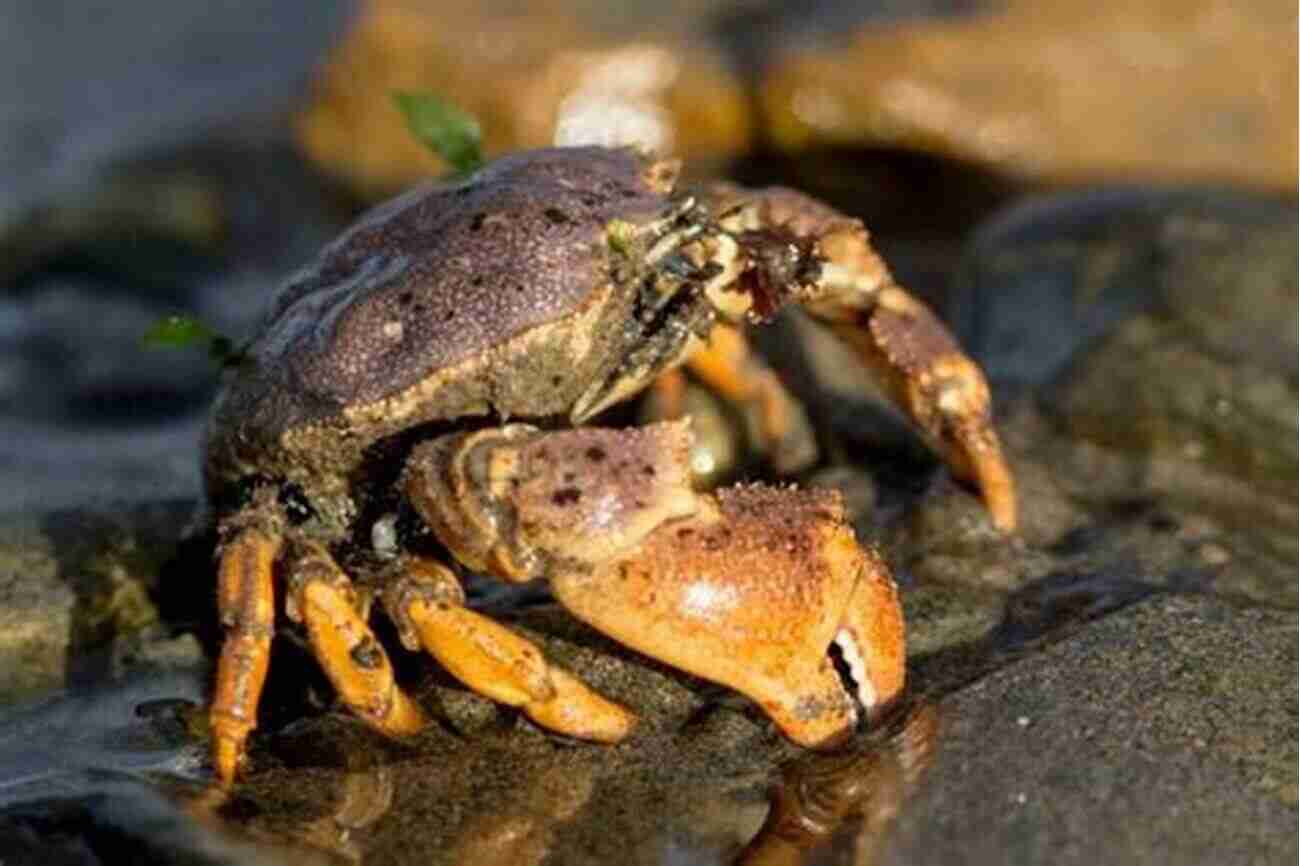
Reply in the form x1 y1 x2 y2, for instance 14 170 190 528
945 188 1297 609
888 594 1297 866
950 188 1296 390
0 503 200 701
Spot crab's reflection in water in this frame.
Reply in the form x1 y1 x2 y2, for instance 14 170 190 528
183 713 605 865
184 701 937 865
736 702 939 866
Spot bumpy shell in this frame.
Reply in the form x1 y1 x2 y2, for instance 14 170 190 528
206 147 669 493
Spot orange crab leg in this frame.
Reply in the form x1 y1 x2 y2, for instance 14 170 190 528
682 323 817 473
519 667 638 743
287 545 426 738
647 367 688 422
210 526 281 785
383 556 635 742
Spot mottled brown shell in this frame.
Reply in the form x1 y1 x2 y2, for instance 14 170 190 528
266 147 665 407
206 147 669 488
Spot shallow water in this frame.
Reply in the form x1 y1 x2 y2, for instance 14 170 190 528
0 677 943 866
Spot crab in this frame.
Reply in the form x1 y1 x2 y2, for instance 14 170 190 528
203 146 1016 785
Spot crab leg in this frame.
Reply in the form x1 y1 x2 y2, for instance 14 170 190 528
647 367 689 419
285 544 427 738
382 556 635 742
679 323 818 473
820 285 1016 533
708 184 1017 532
210 524 281 785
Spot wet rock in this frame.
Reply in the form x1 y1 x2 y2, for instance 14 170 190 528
950 188 1297 388
0 779 308 866
228 630 935 866
0 504 192 703
886 433 1084 593
1045 211 1297 497
296 0 752 198
1033 434 1296 610
1 279 216 427
0 167 228 285
890 400 1295 612
0 418 206 517
218 600 796 865
944 188 1296 607
903 582 1004 657
0 670 206 806
1053 313 1296 502
736 704 940 865
762 0 1297 190
885 594 1298 864
0 667 286 863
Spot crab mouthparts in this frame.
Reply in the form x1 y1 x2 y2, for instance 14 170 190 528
832 627 878 716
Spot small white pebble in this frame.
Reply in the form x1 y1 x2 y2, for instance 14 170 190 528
1017 715 1031 727
382 320 404 340
1015 793 1028 805
1198 543 1231 565
690 451 716 476
371 513 399 559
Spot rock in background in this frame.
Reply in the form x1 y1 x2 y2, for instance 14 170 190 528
761 0 1297 190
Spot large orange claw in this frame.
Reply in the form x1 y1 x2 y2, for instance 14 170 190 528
551 484 904 747
405 423 906 748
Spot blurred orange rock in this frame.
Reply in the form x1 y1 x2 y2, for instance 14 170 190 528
762 0 1297 190
297 0 753 198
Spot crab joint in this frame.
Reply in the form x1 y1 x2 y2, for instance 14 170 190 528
288 553 426 737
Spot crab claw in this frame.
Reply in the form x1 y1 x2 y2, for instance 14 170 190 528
551 484 904 747
705 183 1018 533
406 421 905 746
863 289 1018 533
811 231 1019 533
